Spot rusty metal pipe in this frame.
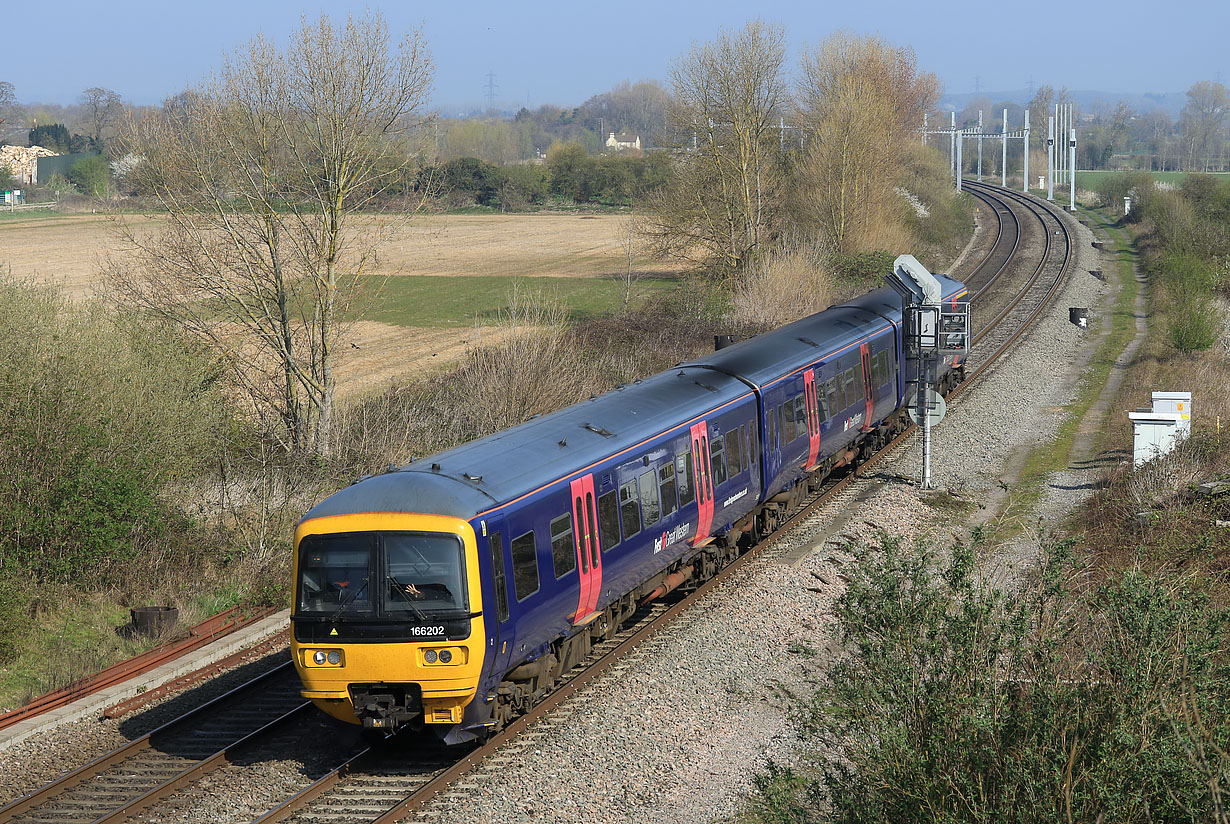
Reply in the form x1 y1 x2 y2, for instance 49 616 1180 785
641 565 693 603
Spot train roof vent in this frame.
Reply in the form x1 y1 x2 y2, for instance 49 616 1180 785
694 380 718 392
583 423 614 438
798 336 819 347
463 472 483 483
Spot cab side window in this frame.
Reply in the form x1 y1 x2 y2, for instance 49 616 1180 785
488 531 510 622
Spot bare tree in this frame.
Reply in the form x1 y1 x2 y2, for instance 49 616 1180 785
0 80 14 128
794 32 938 254
107 12 434 455
80 86 122 144
640 20 788 273
1180 81 1229 171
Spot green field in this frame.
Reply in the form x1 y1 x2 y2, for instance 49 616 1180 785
351 274 679 328
1074 170 1229 190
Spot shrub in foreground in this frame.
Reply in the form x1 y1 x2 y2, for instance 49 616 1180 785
745 536 1230 823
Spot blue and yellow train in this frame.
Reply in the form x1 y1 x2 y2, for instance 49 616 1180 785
290 269 969 744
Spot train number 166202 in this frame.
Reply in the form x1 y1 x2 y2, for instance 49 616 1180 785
411 625 445 637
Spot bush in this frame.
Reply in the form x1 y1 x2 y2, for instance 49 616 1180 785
69 155 110 198
745 536 1230 823
0 279 231 586
1168 292 1220 352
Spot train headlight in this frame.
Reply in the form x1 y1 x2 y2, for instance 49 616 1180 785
326 650 341 665
424 649 438 664
438 649 453 663
313 650 327 665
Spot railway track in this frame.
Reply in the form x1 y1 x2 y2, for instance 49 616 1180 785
4 183 1079 824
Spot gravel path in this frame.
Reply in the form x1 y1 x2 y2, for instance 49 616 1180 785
0 199 1125 824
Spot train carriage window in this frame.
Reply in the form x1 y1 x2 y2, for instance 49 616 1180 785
834 375 848 412
776 404 785 445
817 390 829 424
619 481 641 539
677 452 695 506
488 531 509 622
725 429 741 477
659 463 678 516
783 401 796 442
768 410 777 450
710 436 728 486
597 490 620 552
586 492 599 570
846 367 862 402
794 396 807 436
739 424 748 469
510 531 540 602
550 513 576 578
639 469 661 527
824 379 839 417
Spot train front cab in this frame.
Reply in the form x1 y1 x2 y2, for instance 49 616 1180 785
291 512 487 738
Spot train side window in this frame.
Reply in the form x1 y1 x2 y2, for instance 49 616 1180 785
834 374 848 412
825 379 839 417
710 436 728 486
619 481 641 538
846 367 862 402
794 395 807 436
510 531 540 602
768 409 776 449
677 452 695 506
776 404 785 444
782 401 796 442
659 463 678 516
739 424 748 469
550 513 576 578
597 489 620 552
639 469 661 526
488 531 509 622
725 429 741 477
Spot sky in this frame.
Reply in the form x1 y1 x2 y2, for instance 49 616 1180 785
5 0 1226 112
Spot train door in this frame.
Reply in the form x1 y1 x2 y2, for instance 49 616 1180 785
483 521 516 685
859 343 874 429
569 474 602 623
689 421 714 546
803 369 821 469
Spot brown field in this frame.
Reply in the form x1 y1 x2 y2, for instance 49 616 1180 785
0 211 683 397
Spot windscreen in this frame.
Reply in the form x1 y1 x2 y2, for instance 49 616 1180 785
297 533 375 614
383 533 468 614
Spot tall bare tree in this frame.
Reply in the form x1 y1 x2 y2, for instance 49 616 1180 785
80 86 122 144
794 32 938 254
107 12 434 455
0 80 14 129
1180 81 1229 172
640 20 788 273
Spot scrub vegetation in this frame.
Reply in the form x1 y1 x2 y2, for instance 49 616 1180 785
741 175 1230 824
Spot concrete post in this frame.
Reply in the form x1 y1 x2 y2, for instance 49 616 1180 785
977 110 983 182
1002 108 1008 187
956 127 963 190
1069 127 1077 211
1023 109 1030 194
1047 116 1055 201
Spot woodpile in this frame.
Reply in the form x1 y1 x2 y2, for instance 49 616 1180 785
0 145 59 185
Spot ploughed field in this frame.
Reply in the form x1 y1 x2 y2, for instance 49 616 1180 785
0 211 683 397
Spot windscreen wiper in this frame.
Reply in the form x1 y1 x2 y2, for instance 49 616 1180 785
386 574 430 623
329 577 369 622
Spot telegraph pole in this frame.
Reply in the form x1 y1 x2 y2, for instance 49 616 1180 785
977 110 983 182
1002 108 1008 187
1047 115 1055 201
1023 109 1030 193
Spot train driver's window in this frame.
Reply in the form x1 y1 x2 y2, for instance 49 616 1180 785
676 452 695 506
639 469 661 527
550 513 576 579
510 531 540 602
659 463 678 516
597 490 620 552
710 436 728 486
619 480 641 539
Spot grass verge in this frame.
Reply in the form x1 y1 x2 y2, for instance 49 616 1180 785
989 206 1139 539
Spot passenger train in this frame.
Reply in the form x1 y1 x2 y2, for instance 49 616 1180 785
290 264 969 744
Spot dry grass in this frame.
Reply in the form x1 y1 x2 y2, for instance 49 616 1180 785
731 246 834 331
0 212 686 299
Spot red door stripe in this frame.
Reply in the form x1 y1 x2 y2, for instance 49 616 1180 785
690 421 713 546
804 369 821 469
570 474 601 622
860 343 874 431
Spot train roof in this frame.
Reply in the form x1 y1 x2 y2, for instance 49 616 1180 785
303 365 753 523
686 275 967 389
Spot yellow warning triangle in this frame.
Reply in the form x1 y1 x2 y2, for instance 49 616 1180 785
330 628 338 636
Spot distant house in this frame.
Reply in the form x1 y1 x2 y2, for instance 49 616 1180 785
0 144 59 185
605 131 642 151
